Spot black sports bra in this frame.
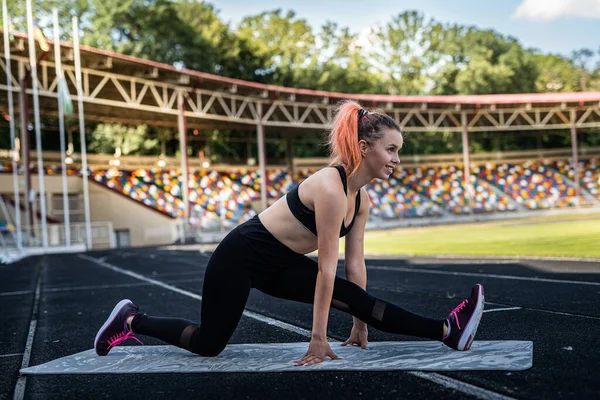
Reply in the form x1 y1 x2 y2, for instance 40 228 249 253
286 165 361 237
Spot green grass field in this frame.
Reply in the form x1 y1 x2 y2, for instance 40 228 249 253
355 213 600 258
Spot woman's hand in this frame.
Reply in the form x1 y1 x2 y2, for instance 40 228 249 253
293 338 340 366
341 325 369 349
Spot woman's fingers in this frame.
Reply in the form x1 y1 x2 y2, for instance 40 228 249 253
293 353 341 366
294 353 316 364
302 355 318 363
294 355 321 366
293 358 305 365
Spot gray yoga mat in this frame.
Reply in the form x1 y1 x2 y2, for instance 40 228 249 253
20 341 533 374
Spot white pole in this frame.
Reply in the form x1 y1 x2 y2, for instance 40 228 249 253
220 192 225 231
256 103 267 211
72 16 92 249
570 109 581 202
461 112 473 215
26 0 48 249
53 9 70 246
178 92 189 221
18 49 32 246
31 190 38 244
3 0 22 250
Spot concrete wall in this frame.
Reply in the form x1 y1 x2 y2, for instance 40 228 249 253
0 174 83 217
0 174 83 227
87 181 179 247
1 174 179 247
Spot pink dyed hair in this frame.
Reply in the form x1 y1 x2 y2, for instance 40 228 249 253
327 100 401 178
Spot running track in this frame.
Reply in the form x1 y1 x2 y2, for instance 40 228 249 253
2 246 598 399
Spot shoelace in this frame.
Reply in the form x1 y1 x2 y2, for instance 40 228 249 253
449 299 468 330
107 331 143 349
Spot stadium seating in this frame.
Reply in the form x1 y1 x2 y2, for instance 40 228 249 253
475 160 583 209
188 169 257 228
1 157 596 227
552 158 600 200
293 167 442 217
91 168 185 218
396 165 515 214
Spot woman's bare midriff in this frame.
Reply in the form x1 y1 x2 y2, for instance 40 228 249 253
258 195 319 254
257 168 358 255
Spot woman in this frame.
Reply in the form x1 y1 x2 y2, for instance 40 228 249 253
94 100 485 366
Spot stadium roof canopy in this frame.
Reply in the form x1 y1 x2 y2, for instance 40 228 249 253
2 30 600 133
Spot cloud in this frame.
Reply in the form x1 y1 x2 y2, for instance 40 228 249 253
513 0 600 21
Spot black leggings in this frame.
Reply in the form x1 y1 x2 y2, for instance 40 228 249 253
132 215 445 356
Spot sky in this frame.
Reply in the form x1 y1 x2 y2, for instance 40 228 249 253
211 0 600 62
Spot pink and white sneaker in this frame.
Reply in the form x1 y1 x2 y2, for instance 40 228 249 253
94 299 143 356
442 284 485 351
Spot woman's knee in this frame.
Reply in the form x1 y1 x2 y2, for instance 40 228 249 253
186 327 228 357
193 344 226 357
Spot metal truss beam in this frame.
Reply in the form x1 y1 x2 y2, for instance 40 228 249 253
2 55 600 132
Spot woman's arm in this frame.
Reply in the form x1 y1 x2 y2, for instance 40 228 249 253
344 188 369 329
311 182 347 340
294 178 346 366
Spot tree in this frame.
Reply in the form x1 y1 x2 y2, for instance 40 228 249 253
1 0 69 31
156 127 174 156
236 9 316 86
294 21 380 93
88 123 157 155
168 0 264 78
432 27 538 95
366 11 449 95
1 0 88 44
591 46 600 91
532 53 579 92
571 48 595 91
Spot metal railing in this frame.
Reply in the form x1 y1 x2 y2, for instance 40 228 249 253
0 221 114 263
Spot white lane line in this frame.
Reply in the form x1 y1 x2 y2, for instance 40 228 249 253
362 256 516 265
408 372 515 400
485 301 600 321
368 265 600 287
13 260 44 400
370 285 600 321
147 270 203 278
78 254 311 338
521 307 600 320
0 290 33 297
0 353 24 358
44 282 152 292
39 278 204 295
79 254 515 400
240 310 313 338
363 254 600 263
483 307 522 314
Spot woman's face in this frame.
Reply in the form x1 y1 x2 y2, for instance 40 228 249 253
361 129 403 180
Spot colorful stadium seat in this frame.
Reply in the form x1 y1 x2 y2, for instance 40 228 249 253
1 158 595 227
553 158 599 201
476 160 584 209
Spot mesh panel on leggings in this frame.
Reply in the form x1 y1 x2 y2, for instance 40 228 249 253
179 325 197 350
372 299 386 321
